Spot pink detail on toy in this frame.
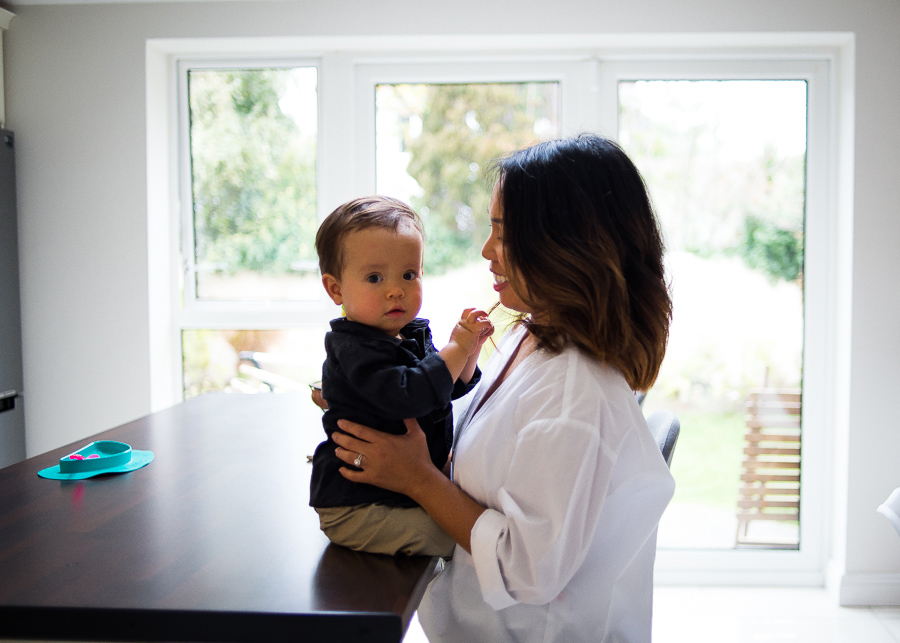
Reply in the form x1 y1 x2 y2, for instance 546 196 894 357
87 454 100 459
69 454 85 460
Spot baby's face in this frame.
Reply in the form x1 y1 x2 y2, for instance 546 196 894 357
335 224 424 337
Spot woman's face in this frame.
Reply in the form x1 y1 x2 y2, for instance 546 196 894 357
482 182 533 315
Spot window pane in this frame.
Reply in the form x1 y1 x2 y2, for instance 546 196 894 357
182 328 327 399
619 80 806 549
187 67 319 301
375 82 559 342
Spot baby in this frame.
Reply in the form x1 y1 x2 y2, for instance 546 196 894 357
309 195 493 557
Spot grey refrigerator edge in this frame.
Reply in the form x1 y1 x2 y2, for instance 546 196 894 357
0 129 26 468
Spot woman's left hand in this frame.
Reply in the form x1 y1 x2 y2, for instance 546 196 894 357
332 417 436 499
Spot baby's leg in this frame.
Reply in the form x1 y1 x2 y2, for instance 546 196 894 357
316 504 456 557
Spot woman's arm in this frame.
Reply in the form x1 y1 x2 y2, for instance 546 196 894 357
332 417 486 552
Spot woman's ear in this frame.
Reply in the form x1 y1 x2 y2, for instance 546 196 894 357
321 274 343 305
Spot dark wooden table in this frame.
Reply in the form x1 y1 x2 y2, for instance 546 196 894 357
0 393 438 642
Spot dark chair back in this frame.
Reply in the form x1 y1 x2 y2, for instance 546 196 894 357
646 409 680 468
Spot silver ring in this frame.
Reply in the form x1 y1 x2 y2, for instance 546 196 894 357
353 453 363 467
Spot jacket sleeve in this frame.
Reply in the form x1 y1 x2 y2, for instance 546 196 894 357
332 338 455 420
451 365 481 400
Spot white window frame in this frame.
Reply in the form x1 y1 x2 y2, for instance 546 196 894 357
146 34 853 585
176 57 331 327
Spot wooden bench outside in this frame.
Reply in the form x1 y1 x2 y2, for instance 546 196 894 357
735 388 801 548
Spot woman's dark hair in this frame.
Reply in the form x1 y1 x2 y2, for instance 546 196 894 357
494 133 672 391
316 195 425 279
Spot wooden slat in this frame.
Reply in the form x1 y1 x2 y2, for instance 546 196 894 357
736 512 799 522
739 486 799 494
743 447 802 457
738 499 799 510
743 432 801 443
747 388 802 400
746 418 801 430
746 410 800 418
741 462 801 472
741 473 800 483
746 395 802 406
738 487 799 496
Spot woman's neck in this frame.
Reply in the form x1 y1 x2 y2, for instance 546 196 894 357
496 328 538 385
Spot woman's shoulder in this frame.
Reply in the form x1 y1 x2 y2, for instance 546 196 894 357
530 341 629 391
515 343 639 433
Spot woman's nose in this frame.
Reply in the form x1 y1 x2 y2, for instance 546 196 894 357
481 235 494 261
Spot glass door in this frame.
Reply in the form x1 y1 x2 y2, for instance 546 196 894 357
618 78 811 552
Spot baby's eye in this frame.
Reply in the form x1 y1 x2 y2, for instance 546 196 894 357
403 271 419 281
366 274 383 284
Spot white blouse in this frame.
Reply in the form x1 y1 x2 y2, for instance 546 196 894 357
418 325 675 643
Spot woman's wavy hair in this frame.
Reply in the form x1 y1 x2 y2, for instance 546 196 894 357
494 133 672 391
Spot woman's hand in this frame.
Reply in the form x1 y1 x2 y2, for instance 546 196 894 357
332 417 436 499
333 417 488 553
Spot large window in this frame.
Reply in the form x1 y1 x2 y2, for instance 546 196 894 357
177 62 330 398
158 40 842 582
599 59 832 582
184 65 320 305
620 80 807 550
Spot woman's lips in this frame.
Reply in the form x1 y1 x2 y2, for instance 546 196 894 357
492 273 508 292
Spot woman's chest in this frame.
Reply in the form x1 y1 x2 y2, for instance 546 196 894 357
451 376 559 507
452 411 519 507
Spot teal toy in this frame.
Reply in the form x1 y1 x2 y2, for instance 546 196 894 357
38 440 154 480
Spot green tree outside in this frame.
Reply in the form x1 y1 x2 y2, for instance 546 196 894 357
188 68 318 279
394 83 558 274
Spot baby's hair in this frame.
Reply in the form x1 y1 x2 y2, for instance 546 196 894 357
315 195 425 279
493 133 672 391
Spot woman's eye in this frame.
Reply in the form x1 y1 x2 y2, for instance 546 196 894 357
366 274 383 284
403 271 418 281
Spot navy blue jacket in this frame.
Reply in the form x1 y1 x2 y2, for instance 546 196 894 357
309 317 480 508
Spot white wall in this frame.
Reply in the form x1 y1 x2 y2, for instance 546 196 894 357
4 0 899 603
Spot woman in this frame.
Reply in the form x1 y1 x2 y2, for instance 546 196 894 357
330 133 675 642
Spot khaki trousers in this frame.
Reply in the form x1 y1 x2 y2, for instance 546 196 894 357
316 503 456 557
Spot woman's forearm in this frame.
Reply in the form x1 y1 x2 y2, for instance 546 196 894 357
409 466 486 553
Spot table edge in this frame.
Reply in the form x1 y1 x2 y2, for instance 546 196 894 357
0 605 403 643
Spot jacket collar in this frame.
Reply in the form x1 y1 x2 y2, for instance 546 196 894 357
329 317 430 344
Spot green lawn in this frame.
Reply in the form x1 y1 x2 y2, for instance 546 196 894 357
667 411 745 510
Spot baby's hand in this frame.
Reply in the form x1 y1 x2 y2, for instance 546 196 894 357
455 308 495 353
440 309 495 381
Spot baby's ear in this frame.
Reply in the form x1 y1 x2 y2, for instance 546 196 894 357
321 274 343 306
